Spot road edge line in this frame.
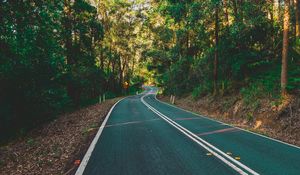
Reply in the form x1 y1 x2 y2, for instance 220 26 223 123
141 94 258 175
75 97 126 175
154 95 300 150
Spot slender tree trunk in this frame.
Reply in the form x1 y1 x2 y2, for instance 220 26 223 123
291 0 296 37
281 0 290 96
296 0 300 38
63 0 73 65
278 0 282 22
99 42 104 70
118 56 123 88
131 54 135 78
270 0 276 55
214 3 219 95
186 30 190 56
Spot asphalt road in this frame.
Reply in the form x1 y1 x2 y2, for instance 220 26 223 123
76 87 300 175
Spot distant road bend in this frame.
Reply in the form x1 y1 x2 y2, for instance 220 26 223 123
75 87 300 175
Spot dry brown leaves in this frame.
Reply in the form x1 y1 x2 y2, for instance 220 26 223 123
0 98 120 175
158 94 300 147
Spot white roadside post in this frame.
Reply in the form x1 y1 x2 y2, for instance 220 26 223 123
99 95 102 104
103 93 106 102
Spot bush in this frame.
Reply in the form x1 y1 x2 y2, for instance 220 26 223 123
192 83 211 99
240 75 280 107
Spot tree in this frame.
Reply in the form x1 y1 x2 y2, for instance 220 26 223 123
296 0 300 39
213 1 220 95
281 0 290 96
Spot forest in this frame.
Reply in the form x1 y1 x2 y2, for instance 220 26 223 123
0 0 299 143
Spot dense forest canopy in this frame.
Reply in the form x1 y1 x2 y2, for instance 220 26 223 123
0 0 299 142
143 0 300 96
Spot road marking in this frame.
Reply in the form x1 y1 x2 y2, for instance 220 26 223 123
141 94 259 175
105 118 161 128
142 97 248 175
173 117 200 121
75 97 126 175
196 127 239 136
153 95 300 150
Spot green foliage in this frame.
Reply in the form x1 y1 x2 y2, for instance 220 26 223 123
246 112 254 122
0 0 143 143
1 0 299 143
192 84 211 100
240 70 281 107
145 0 299 102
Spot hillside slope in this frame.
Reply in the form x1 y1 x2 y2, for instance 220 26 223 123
159 94 300 147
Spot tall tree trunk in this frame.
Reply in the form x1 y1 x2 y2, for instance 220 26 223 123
296 0 300 38
214 3 219 95
278 0 282 22
269 0 276 55
63 0 73 65
100 49 104 70
186 30 190 55
118 56 123 89
291 0 295 37
281 0 290 96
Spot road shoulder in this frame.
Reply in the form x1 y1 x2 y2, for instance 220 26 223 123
158 95 300 148
0 98 121 175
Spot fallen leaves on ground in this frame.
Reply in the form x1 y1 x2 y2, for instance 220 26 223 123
158 94 300 147
0 98 120 175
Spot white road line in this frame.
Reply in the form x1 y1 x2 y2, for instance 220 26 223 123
141 93 259 175
75 97 126 175
143 101 248 175
153 94 300 150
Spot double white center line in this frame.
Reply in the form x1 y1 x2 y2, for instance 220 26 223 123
141 93 259 175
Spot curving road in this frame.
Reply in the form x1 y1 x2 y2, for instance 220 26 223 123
75 87 300 175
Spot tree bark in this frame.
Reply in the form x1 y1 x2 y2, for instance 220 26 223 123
269 0 276 54
278 0 282 22
281 0 290 96
296 0 300 38
100 49 104 70
214 3 219 95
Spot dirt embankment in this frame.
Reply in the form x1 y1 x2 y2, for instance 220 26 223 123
0 98 121 175
159 94 300 147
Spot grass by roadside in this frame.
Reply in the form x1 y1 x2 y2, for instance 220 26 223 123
158 94 300 147
0 97 121 175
